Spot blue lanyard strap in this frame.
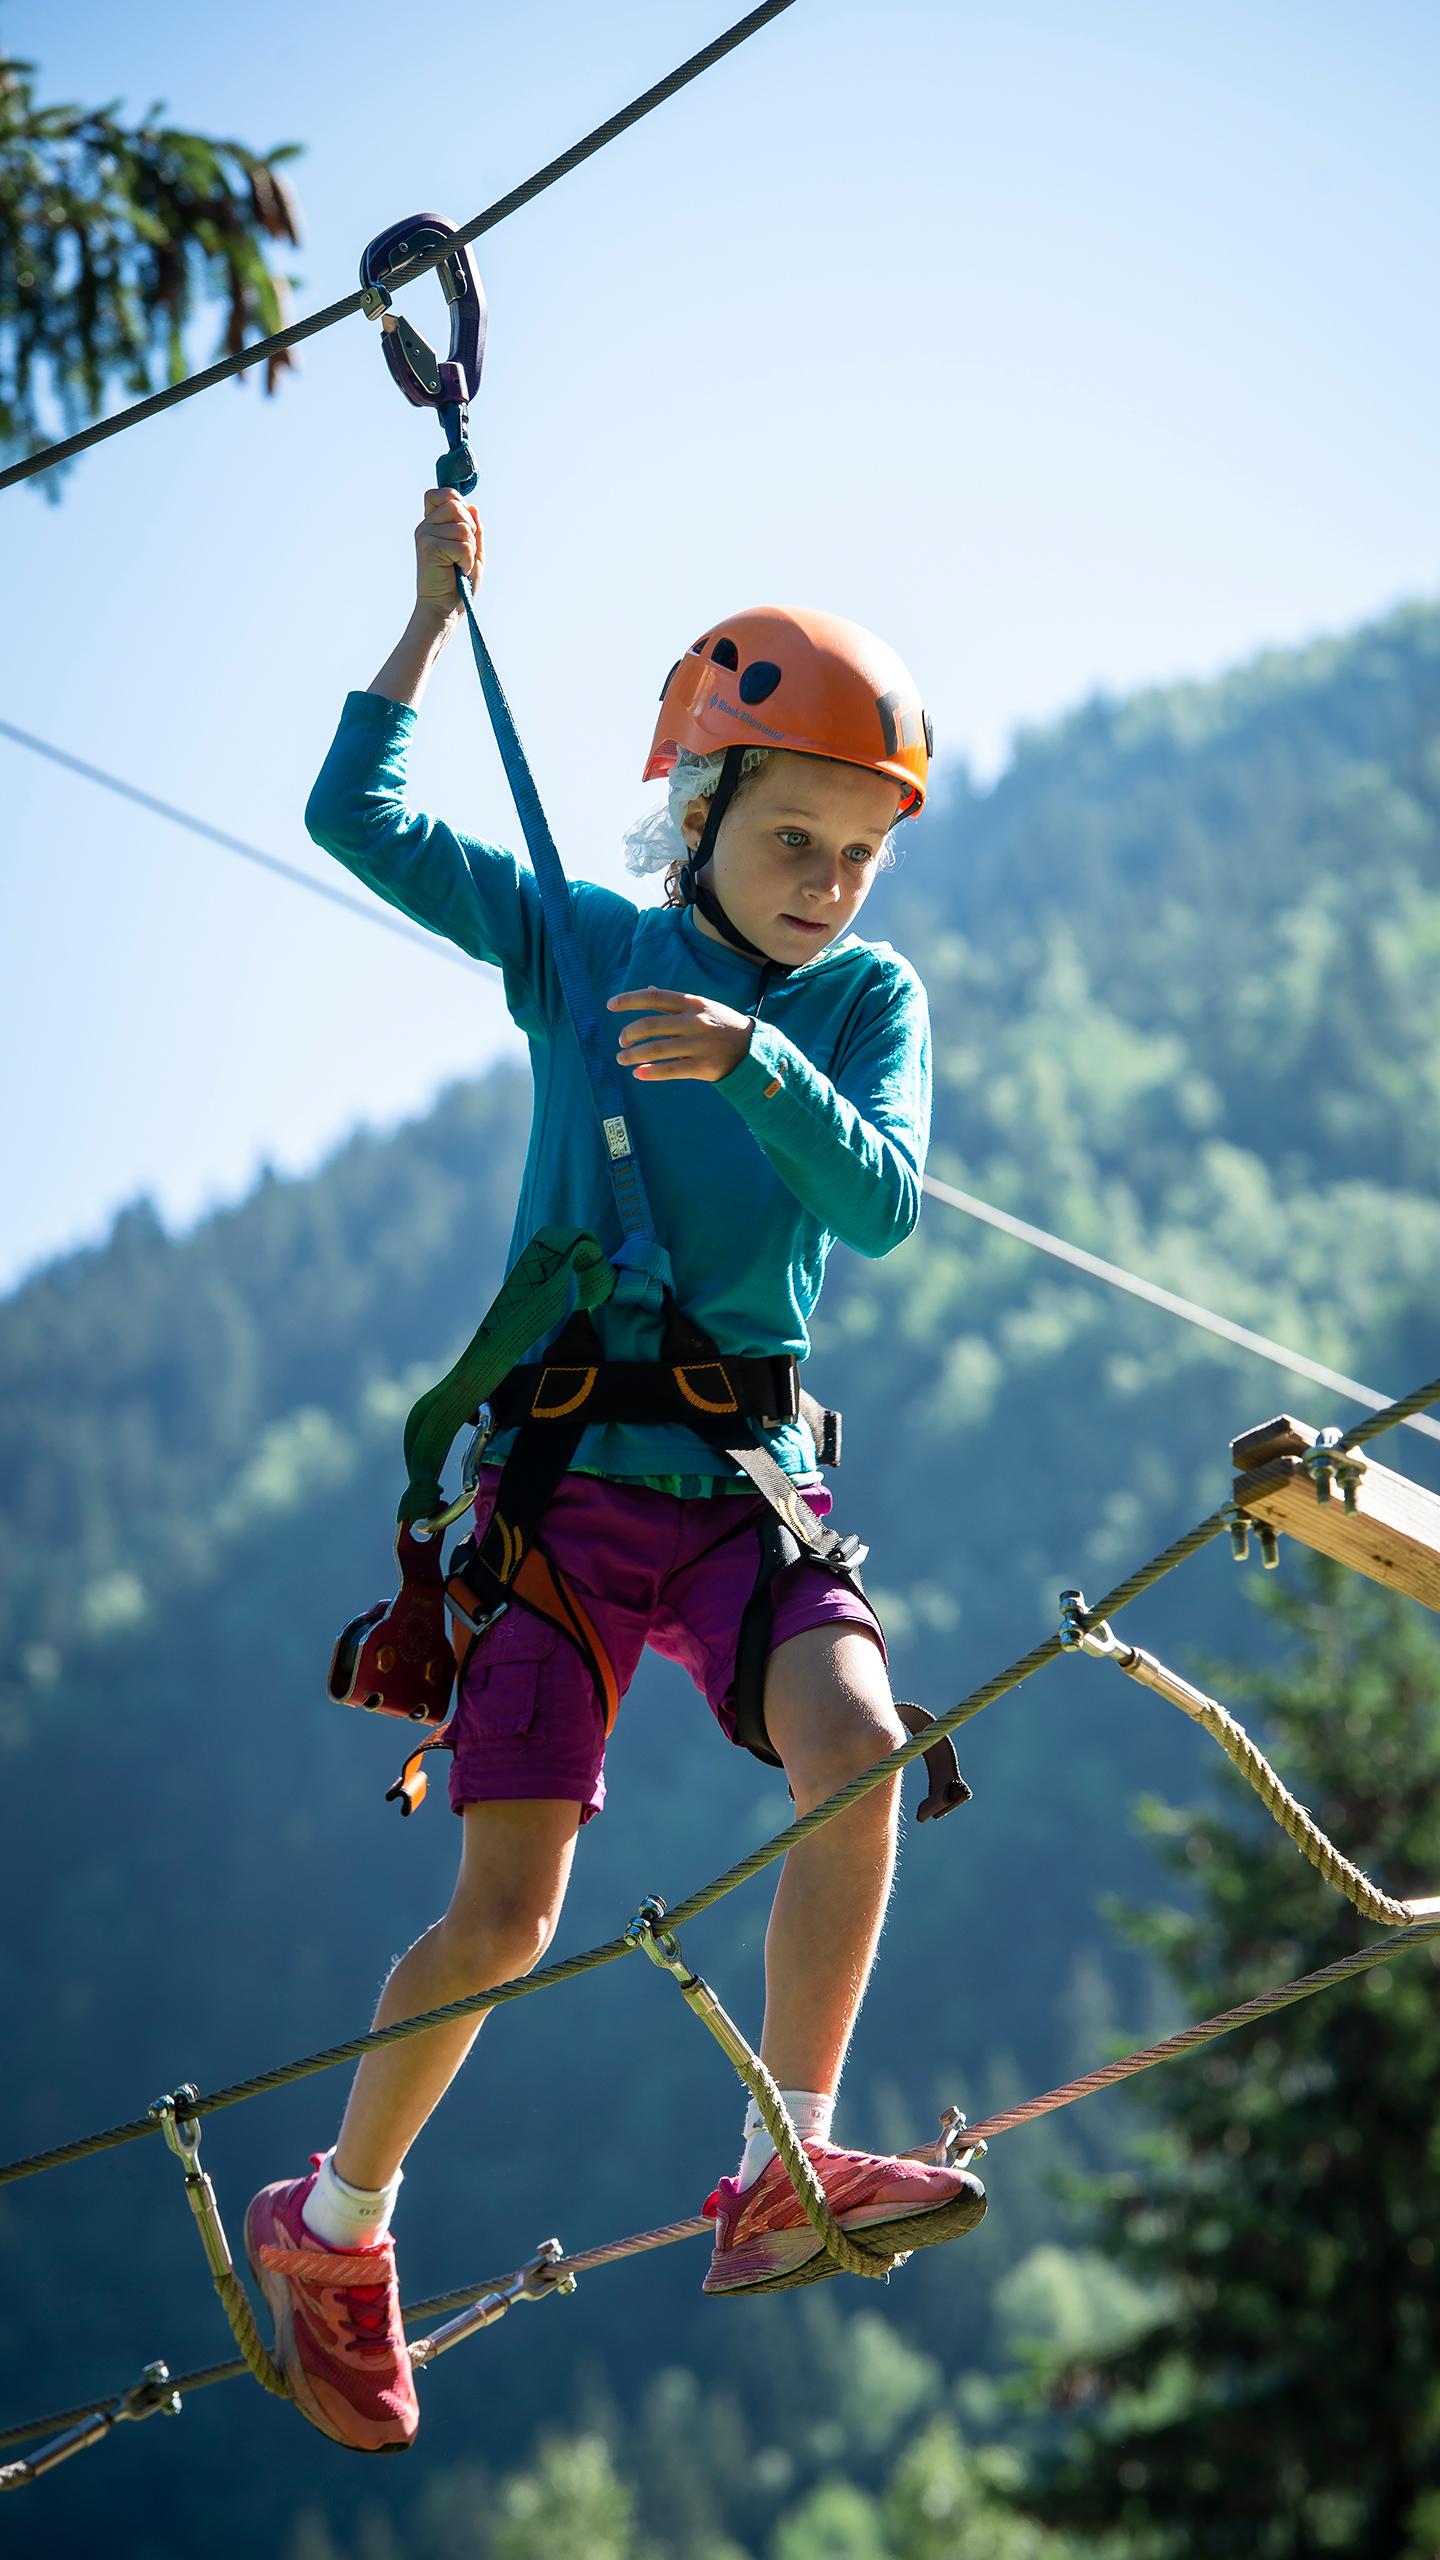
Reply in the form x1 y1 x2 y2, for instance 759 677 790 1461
453 572 673 1308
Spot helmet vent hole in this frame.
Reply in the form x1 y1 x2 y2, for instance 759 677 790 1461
658 659 681 702
710 637 740 670
738 660 781 704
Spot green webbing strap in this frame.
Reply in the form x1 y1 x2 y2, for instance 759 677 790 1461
398 1228 614 1524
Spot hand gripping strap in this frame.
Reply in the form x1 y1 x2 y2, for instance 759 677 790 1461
399 1229 615 1524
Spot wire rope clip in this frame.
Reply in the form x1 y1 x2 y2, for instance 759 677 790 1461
149 2088 237 2285
933 2104 986 2169
1303 1428 1368 1514
359 213 487 495
409 2239 575 2369
0 2363 180 2492
624 1894 694 1984
1058 1588 1127 1661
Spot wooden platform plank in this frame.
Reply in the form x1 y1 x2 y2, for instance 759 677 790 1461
1231 1414 1440 1616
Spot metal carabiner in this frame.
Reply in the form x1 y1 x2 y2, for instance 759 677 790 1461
359 213 488 491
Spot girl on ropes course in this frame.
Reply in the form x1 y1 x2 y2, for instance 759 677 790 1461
243 484 985 2455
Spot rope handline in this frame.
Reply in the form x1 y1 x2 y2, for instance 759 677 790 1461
921 1175 1440 1448
0 1 798 497
1 1370 1433 2196
5 1912 1436 2470
1059 1596 1422 1928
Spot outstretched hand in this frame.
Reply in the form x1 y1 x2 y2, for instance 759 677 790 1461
609 986 753 1083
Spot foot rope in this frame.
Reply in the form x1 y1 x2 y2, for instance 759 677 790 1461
1 1371 1437 2483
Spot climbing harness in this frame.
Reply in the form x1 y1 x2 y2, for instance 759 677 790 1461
4 1366 1439 2489
327 216 970 1820
1 2 1436 2482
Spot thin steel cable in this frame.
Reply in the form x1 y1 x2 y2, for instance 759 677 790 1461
922 1175 1440 1448
1342 1375 1440 1451
6 762 1425 1448
0 2 798 496
0 1374 1431 2192
6 1914 1438 2461
961 1913 1440 2144
0 719 483 970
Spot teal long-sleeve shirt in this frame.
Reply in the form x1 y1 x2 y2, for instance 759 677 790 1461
306 690 932 1482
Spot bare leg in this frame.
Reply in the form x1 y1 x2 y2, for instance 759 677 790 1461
757 1625 904 2095
333 1798 581 2193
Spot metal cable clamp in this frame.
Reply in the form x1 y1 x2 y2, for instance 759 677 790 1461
409 2238 575 2369
0 2364 180 2491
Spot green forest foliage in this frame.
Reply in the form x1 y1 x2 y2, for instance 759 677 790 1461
1020 1570 1440 2558
1 598 1437 2554
0 48 302 475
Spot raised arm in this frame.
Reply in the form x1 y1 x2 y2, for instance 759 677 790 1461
304 493 549 998
366 489 484 712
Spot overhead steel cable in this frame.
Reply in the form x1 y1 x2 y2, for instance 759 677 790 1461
0 717 482 971
922 1173 1440 1448
0 0 798 497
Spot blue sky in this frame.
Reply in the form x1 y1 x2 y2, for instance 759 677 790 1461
2 0 1436 1290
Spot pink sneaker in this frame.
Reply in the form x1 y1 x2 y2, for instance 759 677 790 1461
702 2140 987 2295
244 2166 418 2453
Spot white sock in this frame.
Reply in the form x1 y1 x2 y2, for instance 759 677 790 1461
738 2089 835 2192
302 2149 402 2250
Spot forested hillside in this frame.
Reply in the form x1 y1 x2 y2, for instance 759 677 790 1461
2 599 1437 2557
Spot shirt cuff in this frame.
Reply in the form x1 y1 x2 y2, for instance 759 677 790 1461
717 1019 815 1129
340 688 418 736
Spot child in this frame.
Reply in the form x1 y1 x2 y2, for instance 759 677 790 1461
246 490 985 2454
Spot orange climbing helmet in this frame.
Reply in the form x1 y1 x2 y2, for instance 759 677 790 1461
644 606 932 816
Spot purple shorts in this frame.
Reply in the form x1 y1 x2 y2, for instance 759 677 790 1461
448 1469 884 1820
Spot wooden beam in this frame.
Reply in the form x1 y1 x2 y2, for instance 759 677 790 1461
1231 1415 1440 1615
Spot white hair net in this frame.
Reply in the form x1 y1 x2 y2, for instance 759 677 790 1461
621 747 771 878
621 743 902 881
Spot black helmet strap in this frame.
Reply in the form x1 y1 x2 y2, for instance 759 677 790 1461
679 745 772 963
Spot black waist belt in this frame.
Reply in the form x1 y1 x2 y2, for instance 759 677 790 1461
488 1349 800 1433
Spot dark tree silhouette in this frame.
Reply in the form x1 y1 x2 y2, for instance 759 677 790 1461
0 48 302 481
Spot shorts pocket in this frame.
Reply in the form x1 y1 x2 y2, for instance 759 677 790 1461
462 1607 561 1740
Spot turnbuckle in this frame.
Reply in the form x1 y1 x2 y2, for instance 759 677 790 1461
409 2239 576 2369
0 2365 181 2492
150 2087 234 2285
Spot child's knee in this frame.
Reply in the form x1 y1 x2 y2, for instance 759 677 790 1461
776 1678 906 1805
438 1895 560 1992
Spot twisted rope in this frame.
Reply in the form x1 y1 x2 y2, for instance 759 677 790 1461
1118 1649 1415 1927
7 1913 1437 2461
961 1912 1440 2144
0 1371 1431 2194
1342 1374 1440 1451
211 2271 287 2401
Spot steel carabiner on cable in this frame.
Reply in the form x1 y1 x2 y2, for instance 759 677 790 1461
359 214 488 492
